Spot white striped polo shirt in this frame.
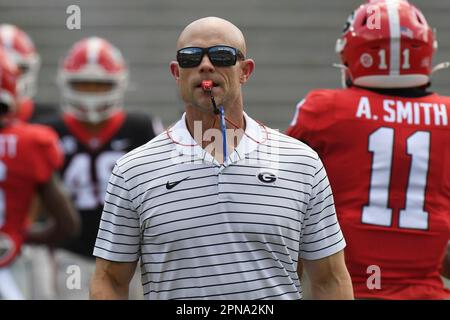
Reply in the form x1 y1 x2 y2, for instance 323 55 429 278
93 112 346 300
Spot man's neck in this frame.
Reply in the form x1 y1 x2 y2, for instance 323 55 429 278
354 85 433 98
185 103 246 163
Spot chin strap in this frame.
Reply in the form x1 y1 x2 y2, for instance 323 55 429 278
332 63 351 88
431 61 450 74
332 63 347 69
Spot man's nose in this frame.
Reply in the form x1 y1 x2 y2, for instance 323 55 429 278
198 54 215 73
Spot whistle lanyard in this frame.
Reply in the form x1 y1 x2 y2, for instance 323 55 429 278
219 105 227 162
209 93 228 162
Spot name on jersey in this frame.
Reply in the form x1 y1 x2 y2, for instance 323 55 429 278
356 96 448 126
0 134 17 158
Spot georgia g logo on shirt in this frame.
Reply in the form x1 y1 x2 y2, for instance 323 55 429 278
257 171 277 183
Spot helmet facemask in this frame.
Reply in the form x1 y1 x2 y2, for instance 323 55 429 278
58 37 129 124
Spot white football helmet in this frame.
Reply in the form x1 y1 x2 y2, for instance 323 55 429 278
57 37 129 123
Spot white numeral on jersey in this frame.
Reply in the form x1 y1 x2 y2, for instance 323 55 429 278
362 128 430 230
362 128 394 226
0 160 6 228
96 152 124 201
399 132 429 229
64 154 97 210
63 151 124 210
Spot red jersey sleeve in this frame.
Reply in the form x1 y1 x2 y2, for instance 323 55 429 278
286 89 335 151
30 125 64 183
16 98 35 122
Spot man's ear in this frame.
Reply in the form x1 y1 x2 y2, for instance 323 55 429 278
169 61 180 83
240 59 255 84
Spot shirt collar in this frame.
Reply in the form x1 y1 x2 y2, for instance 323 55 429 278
170 111 263 165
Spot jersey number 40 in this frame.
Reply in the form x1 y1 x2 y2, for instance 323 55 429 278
63 151 124 210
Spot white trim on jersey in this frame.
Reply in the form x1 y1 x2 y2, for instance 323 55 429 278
94 112 346 300
0 267 25 300
290 99 306 127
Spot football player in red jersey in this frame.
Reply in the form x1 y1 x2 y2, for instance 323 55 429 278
287 0 450 299
41 37 163 299
0 24 40 122
0 48 80 299
0 24 57 122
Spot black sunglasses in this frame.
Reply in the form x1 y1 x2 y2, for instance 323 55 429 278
177 45 245 68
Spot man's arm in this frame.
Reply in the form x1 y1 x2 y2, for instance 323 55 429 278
90 257 137 300
442 241 450 279
26 173 80 244
297 260 303 279
302 250 354 300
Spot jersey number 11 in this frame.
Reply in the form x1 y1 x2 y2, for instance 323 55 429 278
362 127 430 230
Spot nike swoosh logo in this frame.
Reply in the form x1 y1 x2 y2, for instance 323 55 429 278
166 176 190 190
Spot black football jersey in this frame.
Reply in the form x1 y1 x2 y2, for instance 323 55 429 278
41 111 162 257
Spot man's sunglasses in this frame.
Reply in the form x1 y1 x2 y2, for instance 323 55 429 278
177 45 245 68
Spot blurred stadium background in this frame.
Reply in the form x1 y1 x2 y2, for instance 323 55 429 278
0 0 449 131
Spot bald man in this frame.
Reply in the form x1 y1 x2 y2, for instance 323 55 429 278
90 17 354 300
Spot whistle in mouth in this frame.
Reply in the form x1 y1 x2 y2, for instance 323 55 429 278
201 80 213 92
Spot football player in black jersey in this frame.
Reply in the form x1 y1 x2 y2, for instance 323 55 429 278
41 37 163 299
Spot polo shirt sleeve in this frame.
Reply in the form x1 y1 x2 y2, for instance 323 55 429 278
299 157 346 260
93 163 141 262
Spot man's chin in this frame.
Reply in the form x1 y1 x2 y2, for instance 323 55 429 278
194 103 217 114
186 98 216 114
194 95 222 109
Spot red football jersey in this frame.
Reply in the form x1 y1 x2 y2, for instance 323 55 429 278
16 98 35 122
0 121 63 267
287 86 450 299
